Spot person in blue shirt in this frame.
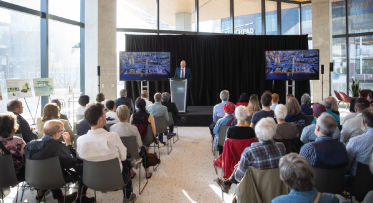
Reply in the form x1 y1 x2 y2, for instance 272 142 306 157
209 90 230 138
285 97 308 126
147 93 169 145
311 98 340 125
272 153 339 203
250 93 274 128
213 102 237 154
300 93 313 116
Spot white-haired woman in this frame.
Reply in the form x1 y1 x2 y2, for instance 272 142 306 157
272 153 339 203
226 106 256 139
275 104 299 140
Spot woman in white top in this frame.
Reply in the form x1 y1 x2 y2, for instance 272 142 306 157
77 95 89 115
110 105 152 179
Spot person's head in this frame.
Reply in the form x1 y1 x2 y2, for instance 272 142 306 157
261 93 272 107
312 103 326 119
7 100 23 114
154 92 162 102
220 90 229 102
327 96 339 111
263 90 272 95
315 113 337 137
135 97 146 112
0 112 19 138
105 100 115 111
349 98 356 113
96 93 105 103
223 102 235 115
84 103 106 128
286 94 294 103
180 60 186 68
247 94 261 116
354 98 370 114
42 103 60 122
162 92 170 102
362 108 373 129
322 98 332 110
235 106 248 124
238 93 249 103
272 93 279 104
275 104 287 121
368 92 373 102
255 117 277 141
51 99 62 112
78 95 90 107
120 89 128 98
44 120 64 140
279 153 314 192
287 97 302 115
116 105 130 122
301 93 311 105
141 90 148 99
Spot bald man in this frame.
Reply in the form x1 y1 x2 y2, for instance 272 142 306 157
135 90 153 112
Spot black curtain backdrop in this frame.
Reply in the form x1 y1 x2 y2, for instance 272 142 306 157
124 34 310 106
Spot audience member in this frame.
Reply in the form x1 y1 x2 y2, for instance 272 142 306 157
110 105 152 179
105 100 120 123
250 93 274 128
24 120 82 203
300 113 348 169
300 93 313 116
36 103 74 141
328 96 340 118
274 104 298 140
216 117 286 193
134 90 153 112
0 113 25 182
236 93 249 107
259 90 272 109
343 98 357 124
370 152 373 174
270 93 279 111
77 103 136 202
161 92 186 136
310 98 340 125
7 100 37 143
341 98 370 144
345 108 373 188
148 93 169 145
272 153 339 203
300 103 340 143
247 94 261 117
213 102 237 154
115 89 135 114
209 90 230 138
226 106 255 140
286 94 294 104
285 97 308 126
51 99 69 121
96 93 105 103
77 95 90 116
367 92 373 107
76 104 109 136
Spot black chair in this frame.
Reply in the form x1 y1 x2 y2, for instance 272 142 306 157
313 166 345 194
154 115 172 154
105 123 114 131
0 155 25 203
351 163 373 202
120 136 148 194
167 112 179 143
142 124 160 170
297 125 305 136
306 115 313 126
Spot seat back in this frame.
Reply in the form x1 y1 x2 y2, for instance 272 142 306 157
313 166 345 194
0 155 20 188
306 115 313 126
334 90 342 100
120 136 140 159
142 124 154 145
14 133 23 140
245 116 252 123
167 112 174 126
154 116 167 134
25 157 66 190
216 116 222 122
105 123 114 131
359 89 372 98
297 125 305 135
76 114 85 122
339 92 352 102
83 158 125 192
352 162 373 202
274 137 303 154
218 126 229 146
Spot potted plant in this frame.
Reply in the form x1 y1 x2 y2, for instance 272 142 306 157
349 78 361 97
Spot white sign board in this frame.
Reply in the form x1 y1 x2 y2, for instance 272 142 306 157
33 78 54 96
5 79 33 99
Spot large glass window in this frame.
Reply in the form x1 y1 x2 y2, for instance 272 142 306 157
332 37 347 94
301 3 312 36
160 0 195 31
281 3 299 35
117 0 157 29
332 0 346 35
233 0 262 35
266 1 277 35
49 0 80 22
199 0 231 33
2 0 40 11
347 0 373 34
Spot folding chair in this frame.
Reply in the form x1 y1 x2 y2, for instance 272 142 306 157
297 125 305 136
214 125 229 157
313 166 345 194
0 155 25 203
350 163 373 202
120 136 148 195
105 123 114 131
167 112 179 143
154 116 172 154
142 124 160 170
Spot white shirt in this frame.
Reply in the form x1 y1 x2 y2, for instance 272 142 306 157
180 68 185 78
77 128 127 171
110 122 143 152
340 113 365 144
106 111 119 123
135 98 153 112
76 106 86 115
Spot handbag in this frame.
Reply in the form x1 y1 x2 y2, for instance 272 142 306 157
147 152 160 166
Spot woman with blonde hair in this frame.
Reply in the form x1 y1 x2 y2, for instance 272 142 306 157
285 97 308 126
328 96 340 118
246 94 261 126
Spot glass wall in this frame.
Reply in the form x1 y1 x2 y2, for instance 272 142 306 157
2 0 40 10
301 3 312 36
160 0 195 31
117 0 157 29
347 0 373 34
233 0 262 35
199 0 231 33
332 37 347 94
49 0 80 21
281 2 299 35
266 1 277 35
332 0 346 35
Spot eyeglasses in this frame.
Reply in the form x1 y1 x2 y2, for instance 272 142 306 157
59 129 65 133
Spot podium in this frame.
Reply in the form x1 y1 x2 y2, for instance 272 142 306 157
169 78 187 113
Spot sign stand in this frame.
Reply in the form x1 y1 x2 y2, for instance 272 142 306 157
24 98 36 125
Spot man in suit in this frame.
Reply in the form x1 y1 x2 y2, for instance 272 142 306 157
161 92 186 136
114 89 135 114
174 60 192 110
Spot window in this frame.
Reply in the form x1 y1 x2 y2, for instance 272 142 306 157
301 3 312 36
233 0 262 35
49 0 80 22
332 0 346 35
160 0 195 31
332 37 347 94
266 1 277 35
117 0 157 29
281 3 299 35
199 0 231 33
347 0 373 34
2 0 40 11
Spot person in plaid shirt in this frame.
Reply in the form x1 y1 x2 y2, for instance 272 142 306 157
216 117 286 193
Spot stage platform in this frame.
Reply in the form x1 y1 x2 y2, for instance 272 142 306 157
177 106 213 127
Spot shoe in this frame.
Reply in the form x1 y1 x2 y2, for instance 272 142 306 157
167 134 173 140
124 193 137 203
170 133 176 136
215 177 231 193
146 172 153 179
75 196 95 203
58 192 78 203
35 189 51 201
130 158 142 169
158 142 164 148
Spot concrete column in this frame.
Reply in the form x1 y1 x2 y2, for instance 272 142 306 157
312 0 332 103
85 0 117 101
175 12 192 31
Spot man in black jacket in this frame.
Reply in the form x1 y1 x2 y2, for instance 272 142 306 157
7 100 38 143
114 89 135 114
161 92 186 136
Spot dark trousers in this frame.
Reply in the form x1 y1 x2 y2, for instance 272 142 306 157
51 169 78 200
139 146 149 169
16 165 25 182
159 125 174 142
74 164 88 198
345 174 355 191
209 123 216 139
121 161 133 198
224 168 239 186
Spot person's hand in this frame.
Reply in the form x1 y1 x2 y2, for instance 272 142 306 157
30 126 36 131
62 132 71 145
234 162 240 169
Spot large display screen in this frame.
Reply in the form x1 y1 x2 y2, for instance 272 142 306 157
119 52 171 81
265 50 319 80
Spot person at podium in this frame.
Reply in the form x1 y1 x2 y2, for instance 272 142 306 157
174 60 192 110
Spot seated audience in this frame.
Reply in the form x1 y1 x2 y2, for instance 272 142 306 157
77 95 89 116
300 93 313 116
96 93 107 111
209 90 230 138
226 106 255 140
259 90 272 108
77 103 136 202
110 105 152 179
274 104 298 140
134 90 153 112
300 103 340 143
213 102 237 154
272 153 339 203
345 108 373 188
300 113 348 169
51 99 69 121
0 113 26 182
216 117 286 193
105 100 120 123
76 104 109 136
24 120 84 203
37 103 74 141
311 98 340 125
328 96 340 118
286 94 294 105
115 89 135 114
161 92 186 136
270 93 279 111
343 98 357 124
246 94 261 126
250 93 274 128
7 100 38 143
341 98 370 144
285 97 308 126
147 93 169 145
236 93 249 107
367 92 373 107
